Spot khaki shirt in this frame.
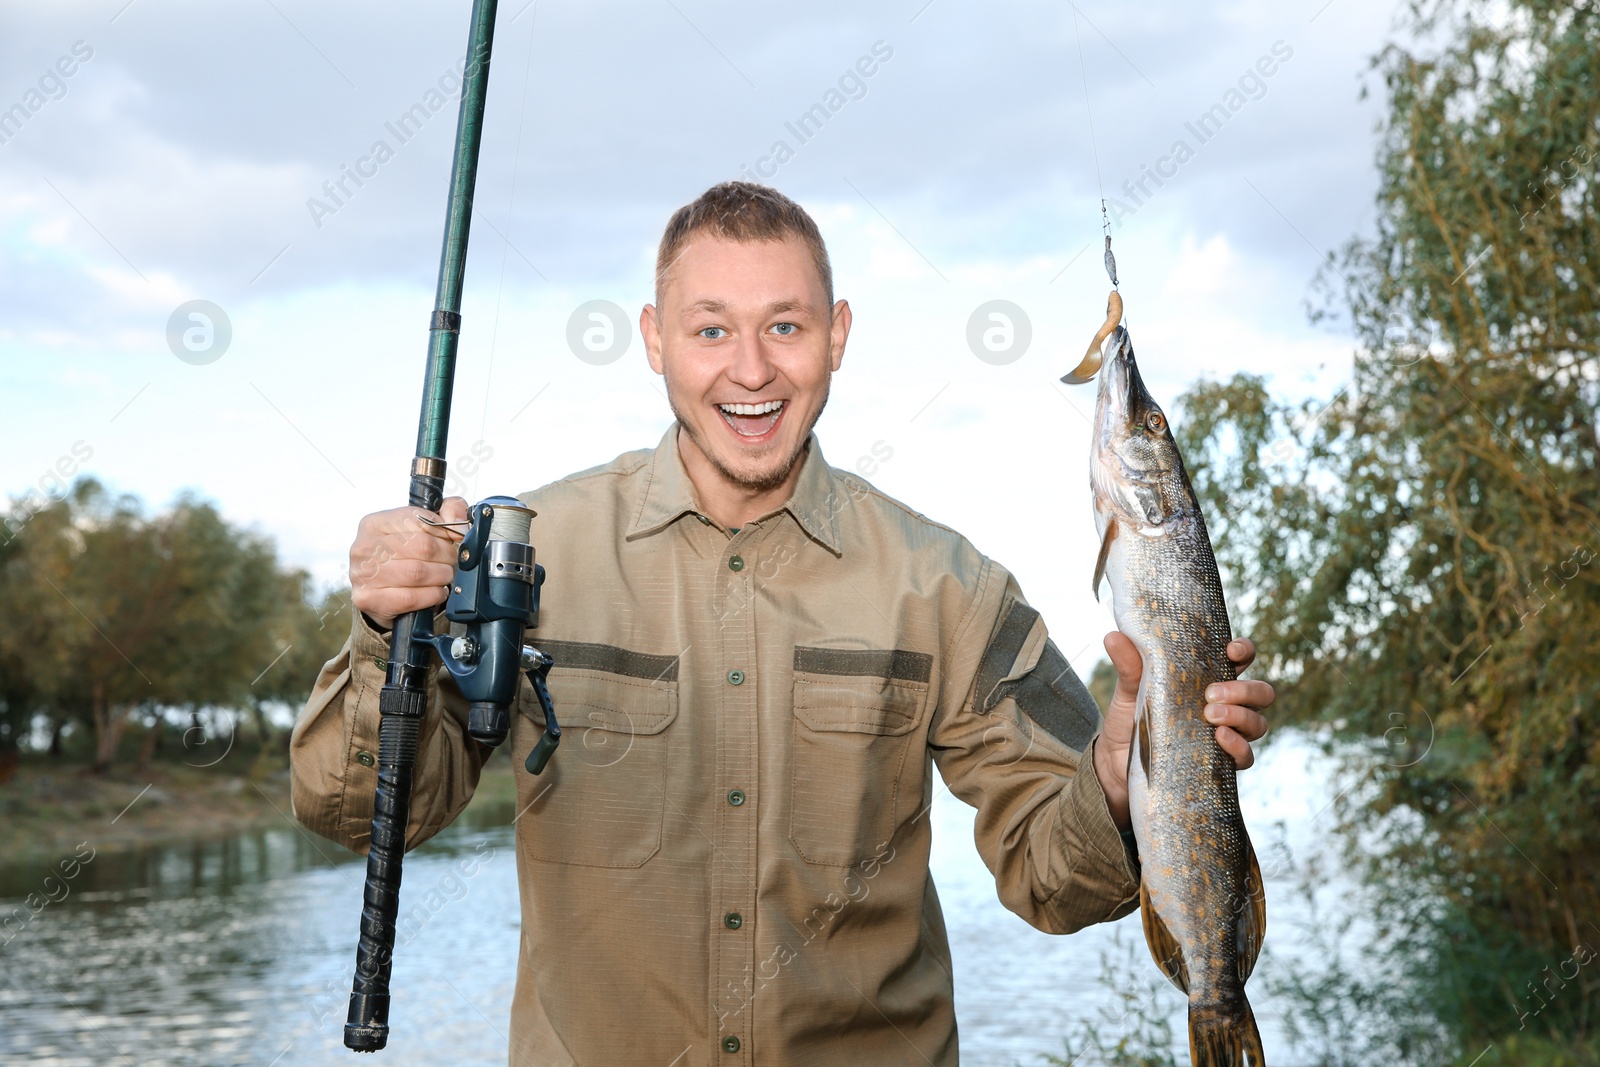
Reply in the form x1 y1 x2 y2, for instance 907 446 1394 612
291 426 1140 1067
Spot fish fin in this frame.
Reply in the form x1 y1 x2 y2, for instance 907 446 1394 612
1136 700 1152 781
1236 834 1268 983
1092 518 1119 602
1139 881 1189 994
1188 995 1266 1067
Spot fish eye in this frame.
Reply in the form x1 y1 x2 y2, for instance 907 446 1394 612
1145 411 1167 433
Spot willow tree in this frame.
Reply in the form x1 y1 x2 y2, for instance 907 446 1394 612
1177 2 1599 1062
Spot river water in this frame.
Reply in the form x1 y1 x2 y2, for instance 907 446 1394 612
0 733 1348 1066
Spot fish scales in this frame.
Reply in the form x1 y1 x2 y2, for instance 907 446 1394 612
1120 521 1249 1010
1079 322 1266 1067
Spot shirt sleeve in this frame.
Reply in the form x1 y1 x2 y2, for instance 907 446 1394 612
928 559 1141 934
289 607 491 855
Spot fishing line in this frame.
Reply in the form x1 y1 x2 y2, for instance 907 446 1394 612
476 4 540 498
1070 6 1118 291
1071 7 1105 211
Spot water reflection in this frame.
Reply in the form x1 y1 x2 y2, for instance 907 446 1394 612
0 737 1343 1066
1 810 521 1067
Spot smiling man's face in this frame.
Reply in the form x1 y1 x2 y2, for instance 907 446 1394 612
643 234 850 497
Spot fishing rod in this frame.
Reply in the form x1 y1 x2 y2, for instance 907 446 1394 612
343 0 561 1051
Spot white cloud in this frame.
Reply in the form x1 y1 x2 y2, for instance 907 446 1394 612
3 0 1397 656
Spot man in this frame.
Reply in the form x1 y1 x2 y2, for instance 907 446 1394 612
291 181 1272 1066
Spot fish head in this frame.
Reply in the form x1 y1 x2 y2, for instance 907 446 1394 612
1089 326 1201 538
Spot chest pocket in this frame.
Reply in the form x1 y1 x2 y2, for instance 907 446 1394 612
515 641 680 869
789 646 932 867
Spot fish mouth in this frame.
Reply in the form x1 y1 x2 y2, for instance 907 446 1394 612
1088 326 1200 535
1089 326 1162 515
1089 327 1132 513
1093 326 1141 438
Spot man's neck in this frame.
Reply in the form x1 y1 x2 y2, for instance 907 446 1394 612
677 426 809 530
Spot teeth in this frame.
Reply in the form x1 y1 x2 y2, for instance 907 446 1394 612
718 401 784 416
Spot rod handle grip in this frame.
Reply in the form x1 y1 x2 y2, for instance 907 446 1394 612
343 705 422 1051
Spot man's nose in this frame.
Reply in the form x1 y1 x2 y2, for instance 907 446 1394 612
725 332 778 392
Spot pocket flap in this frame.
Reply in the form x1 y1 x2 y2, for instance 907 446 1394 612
544 668 678 735
793 675 926 735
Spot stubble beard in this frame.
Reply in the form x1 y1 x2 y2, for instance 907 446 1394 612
669 382 830 495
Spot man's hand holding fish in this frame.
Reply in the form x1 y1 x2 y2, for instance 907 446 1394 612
1096 634 1275 828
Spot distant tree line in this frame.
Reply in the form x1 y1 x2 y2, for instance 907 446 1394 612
0 479 349 775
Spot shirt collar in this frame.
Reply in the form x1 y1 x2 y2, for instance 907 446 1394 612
626 424 845 556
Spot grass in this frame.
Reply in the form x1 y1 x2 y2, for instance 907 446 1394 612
0 733 522 870
1 752 293 869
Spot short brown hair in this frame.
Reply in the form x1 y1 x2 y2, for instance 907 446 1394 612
655 181 833 307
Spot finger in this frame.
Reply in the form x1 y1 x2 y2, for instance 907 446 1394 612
440 496 470 524
1226 638 1256 670
1215 726 1255 770
355 528 462 563
396 516 470 557
368 505 463 544
358 584 452 622
1203 703 1268 743
1103 632 1143 696
373 556 456 591
409 531 468 566
1205 680 1274 710
410 507 467 543
351 532 461 586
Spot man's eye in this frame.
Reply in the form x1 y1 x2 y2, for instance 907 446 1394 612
770 322 797 336
699 326 727 340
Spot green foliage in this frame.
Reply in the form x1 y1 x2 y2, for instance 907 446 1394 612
1257 843 1457 1065
1476 1034 1600 1067
0 479 344 773
1174 0 1600 1060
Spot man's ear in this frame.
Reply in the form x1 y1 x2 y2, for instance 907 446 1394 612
828 299 852 373
641 303 665 375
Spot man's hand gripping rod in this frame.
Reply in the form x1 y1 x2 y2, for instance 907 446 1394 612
343 0 559 1051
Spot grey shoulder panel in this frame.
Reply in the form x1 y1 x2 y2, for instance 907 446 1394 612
974 597 1101 751
975 598 1041 712
1009 640 1101 752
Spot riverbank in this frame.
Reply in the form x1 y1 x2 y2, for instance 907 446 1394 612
0 748 520 869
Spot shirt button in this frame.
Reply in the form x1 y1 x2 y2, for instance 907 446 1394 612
723 1036 741 1053
727 669 745 686
728 555 745 571
356 752 375 767
697 514 712 525
724 912 743 930
727 789 746 807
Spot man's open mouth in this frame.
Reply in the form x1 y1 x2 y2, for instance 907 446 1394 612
717 400 786 438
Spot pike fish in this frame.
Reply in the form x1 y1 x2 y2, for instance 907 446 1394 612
1074 325 1267 1066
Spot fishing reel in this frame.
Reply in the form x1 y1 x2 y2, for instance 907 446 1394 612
421 496 561 774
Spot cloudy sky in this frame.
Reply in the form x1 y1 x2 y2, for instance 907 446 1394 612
2 0 1403 676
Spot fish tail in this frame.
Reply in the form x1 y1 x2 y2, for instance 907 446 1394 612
1188 994 1265 1067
